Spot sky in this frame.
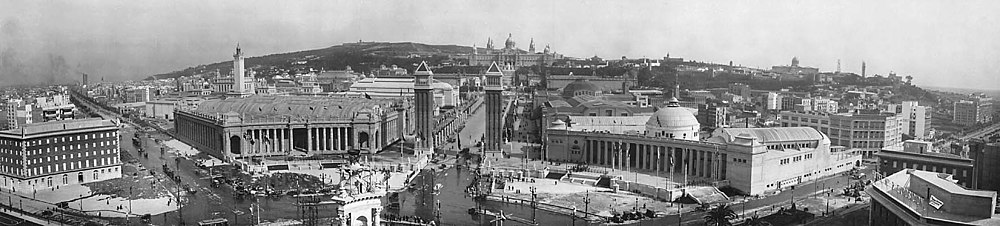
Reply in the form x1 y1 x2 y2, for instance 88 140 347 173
1 0 998 90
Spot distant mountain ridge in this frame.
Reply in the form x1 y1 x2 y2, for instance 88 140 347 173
146 42 474 80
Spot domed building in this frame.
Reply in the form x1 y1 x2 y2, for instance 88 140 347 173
560 78 604 98
543 91 861 197
645 97 700 141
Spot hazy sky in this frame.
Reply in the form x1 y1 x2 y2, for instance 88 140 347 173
1 0 998 89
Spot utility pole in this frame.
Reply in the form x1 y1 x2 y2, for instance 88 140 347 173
583 191 591 220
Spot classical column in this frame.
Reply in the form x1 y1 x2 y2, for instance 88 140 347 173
685 148 692 176
646 145 653 170
249 129 256 155
598 141 605 165
700 150 706 177
636 143 642 170
277 128 283 153
289 127 295 153
266 129 272 154
705 151 712 179
320 127 326 151
702 150 708 178
315 127 321 151
339 127 345 150
307 127 313 152
717 152 723 180
687 148 693 176
333 127 339 150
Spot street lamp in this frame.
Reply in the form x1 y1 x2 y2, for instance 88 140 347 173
530 186 538 223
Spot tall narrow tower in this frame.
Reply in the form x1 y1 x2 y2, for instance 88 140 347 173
861 61 867 77
836 59 841 73
233 43 247 94
528 38 535 53
484 62 504 158
413 61 436 155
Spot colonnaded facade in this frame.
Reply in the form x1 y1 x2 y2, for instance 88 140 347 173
545 98 861 195
547 126 861 195
174 95 410 161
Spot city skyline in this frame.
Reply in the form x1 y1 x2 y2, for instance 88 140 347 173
1 0 998 90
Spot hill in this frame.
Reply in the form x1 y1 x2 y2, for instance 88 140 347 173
146 42 474 80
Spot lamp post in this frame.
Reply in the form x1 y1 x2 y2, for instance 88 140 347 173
129 186 133 216
678 203 682 226
530 186 538 223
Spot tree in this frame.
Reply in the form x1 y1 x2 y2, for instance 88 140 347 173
704 204 738 226
741 214 771 226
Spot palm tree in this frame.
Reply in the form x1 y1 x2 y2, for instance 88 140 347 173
741 214 771 226
703 204 738 226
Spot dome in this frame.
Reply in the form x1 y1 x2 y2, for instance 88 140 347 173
645 97 700 140
561 79 603 98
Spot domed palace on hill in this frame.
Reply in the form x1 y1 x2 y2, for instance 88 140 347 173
542 81 862 196
466 33 564 67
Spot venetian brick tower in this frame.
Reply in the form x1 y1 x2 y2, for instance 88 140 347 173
413 61 435 155
484 62 504 158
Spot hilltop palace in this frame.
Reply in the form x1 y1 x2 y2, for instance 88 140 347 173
467 34 564 67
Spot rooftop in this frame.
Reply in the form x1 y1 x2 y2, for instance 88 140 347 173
0 118 117 137
870 169 999 225
876 148 973 164
193 96 396 120
716 127 826 144
549 115 650 134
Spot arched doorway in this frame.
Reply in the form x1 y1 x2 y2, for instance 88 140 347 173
230 136 242 154
358 132 370 149
355 215 369 226
77 172 84 183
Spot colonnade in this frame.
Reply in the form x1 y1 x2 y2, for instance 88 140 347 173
582 140 727 181
237 126 358 157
